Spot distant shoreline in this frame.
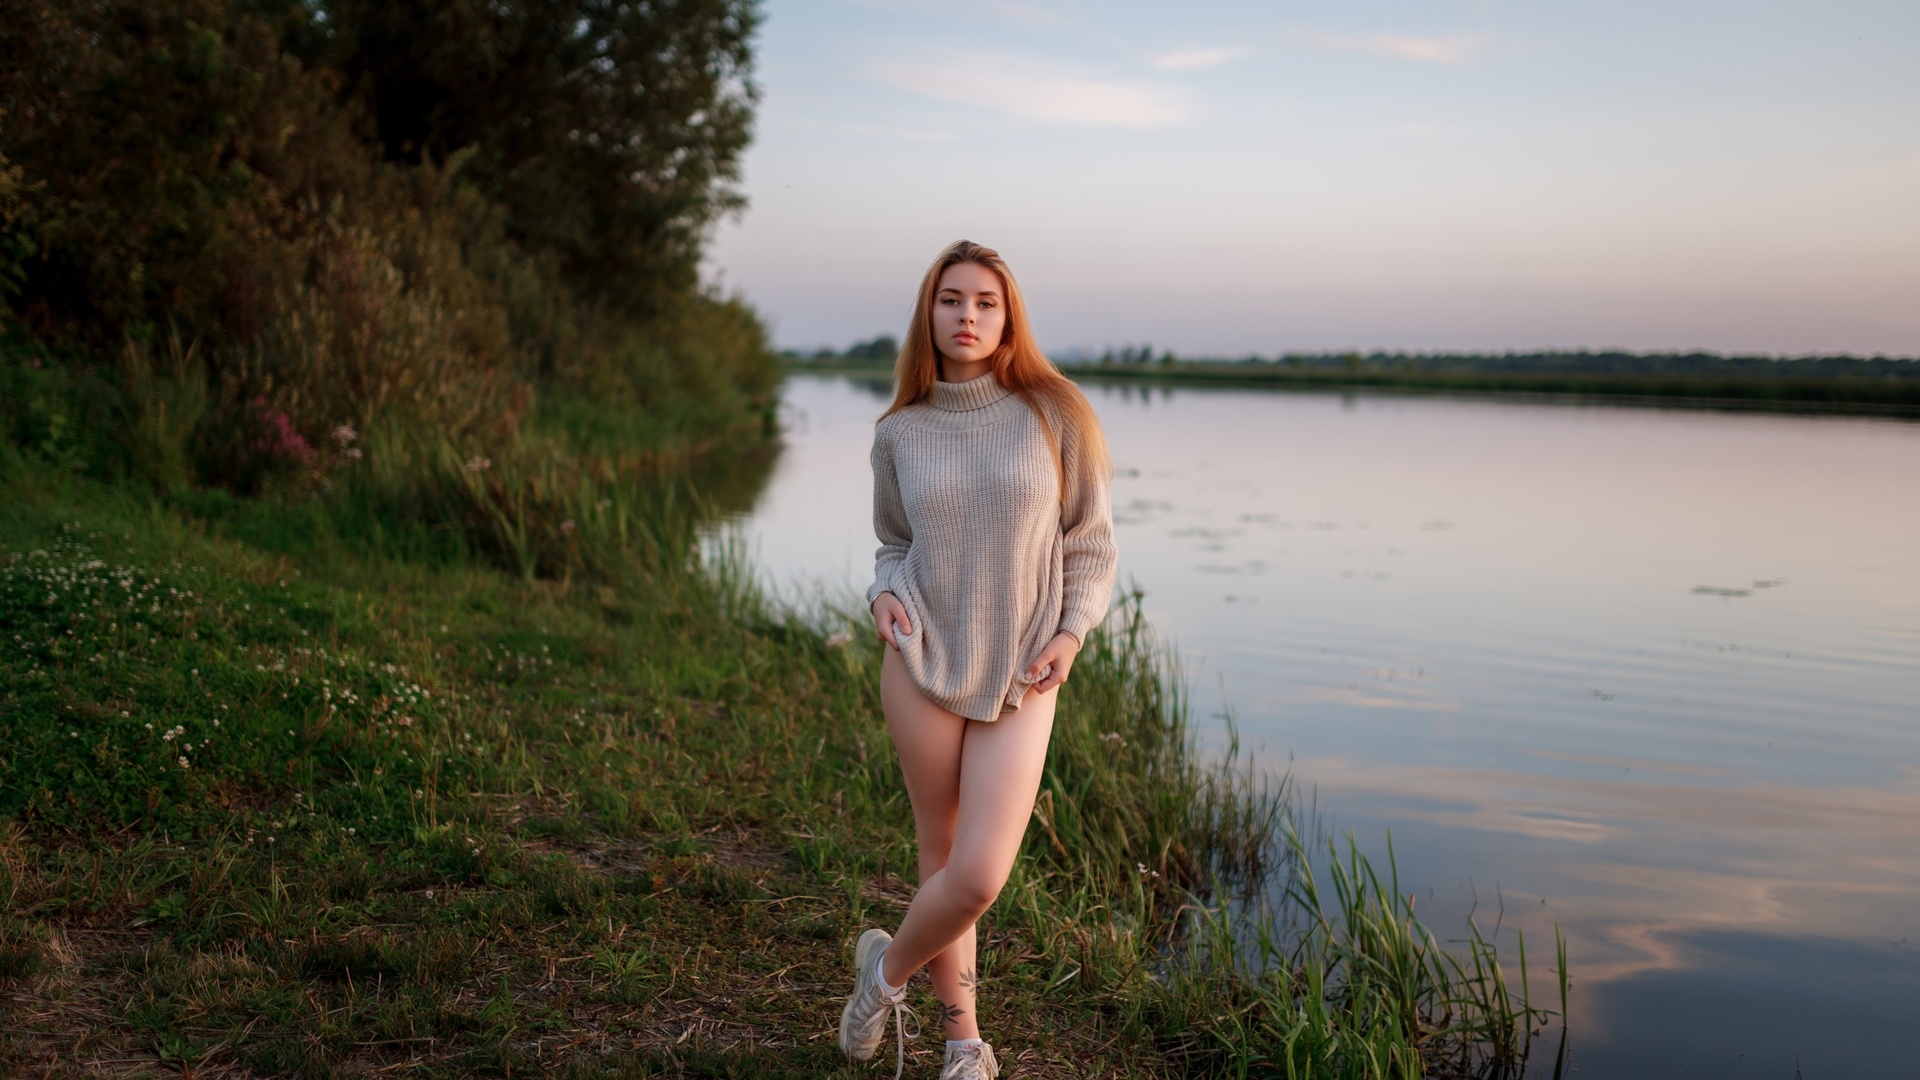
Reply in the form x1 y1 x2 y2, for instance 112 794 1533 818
783 358 1920 416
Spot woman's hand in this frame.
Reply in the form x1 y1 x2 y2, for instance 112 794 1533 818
871 592 912 649
1024 632 1081 694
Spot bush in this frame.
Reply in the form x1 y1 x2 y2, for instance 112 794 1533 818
0 0 772 497
317 0 761 319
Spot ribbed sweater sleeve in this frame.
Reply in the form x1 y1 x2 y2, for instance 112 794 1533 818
1056 417 1119 643
866 424 910 608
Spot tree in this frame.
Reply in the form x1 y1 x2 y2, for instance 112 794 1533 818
315 0 761 319
845 334 898 362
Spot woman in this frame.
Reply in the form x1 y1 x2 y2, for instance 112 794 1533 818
838 240 1118 1079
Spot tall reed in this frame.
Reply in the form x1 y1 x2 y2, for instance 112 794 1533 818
1142 823 1568 1078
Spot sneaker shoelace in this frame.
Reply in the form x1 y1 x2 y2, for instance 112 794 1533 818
885 999 920 1080
941 1041 997 1080
848 956 918 1078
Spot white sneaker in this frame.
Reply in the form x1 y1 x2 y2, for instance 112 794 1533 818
838 929 918 1076
941 1040 1001 1080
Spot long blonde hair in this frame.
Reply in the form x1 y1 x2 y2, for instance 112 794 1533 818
881 240 1111 493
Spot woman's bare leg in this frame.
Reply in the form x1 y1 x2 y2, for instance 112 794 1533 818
878 648 1058 1033
879 648 977 1037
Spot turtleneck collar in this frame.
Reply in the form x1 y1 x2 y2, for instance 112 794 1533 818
928 373 1013 412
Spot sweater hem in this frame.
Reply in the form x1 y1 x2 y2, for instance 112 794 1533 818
933 691 1010 724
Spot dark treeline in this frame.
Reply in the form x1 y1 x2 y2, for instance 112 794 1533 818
1 0 776 494
1078 351 1920 411
1080 348 1920 379
791 339 1917 380
788 339 1920 410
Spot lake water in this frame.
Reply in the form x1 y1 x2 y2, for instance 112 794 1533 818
723 373 1920 1077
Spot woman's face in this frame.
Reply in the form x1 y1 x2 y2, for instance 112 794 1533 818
931 262 1007 367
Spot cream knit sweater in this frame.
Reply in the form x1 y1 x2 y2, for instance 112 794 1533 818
866 373 1119 721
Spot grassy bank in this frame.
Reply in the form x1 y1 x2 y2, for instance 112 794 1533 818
1 383 1564 1076
788 358 1920 414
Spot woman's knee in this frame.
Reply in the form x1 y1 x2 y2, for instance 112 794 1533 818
943 864 1009 916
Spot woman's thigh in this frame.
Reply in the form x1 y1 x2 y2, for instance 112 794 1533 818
949 687 1058 894
881 647 967 872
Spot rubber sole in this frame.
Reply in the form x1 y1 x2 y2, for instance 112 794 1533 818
837 927 894 1060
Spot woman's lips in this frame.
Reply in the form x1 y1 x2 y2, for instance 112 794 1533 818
954 333 977 344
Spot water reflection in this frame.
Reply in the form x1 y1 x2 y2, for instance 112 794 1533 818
1583 931 1917 1073
676 441 782 520
724 374 1920 1076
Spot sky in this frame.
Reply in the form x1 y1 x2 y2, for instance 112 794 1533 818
703 0 1920 357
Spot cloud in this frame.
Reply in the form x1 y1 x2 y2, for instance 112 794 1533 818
869 56 1190 126
1391 120 1461 138
992 3 1073 27
846 0 1074 28
1297 30 1490 64
787 117 958 144
1149 46 1251 71
1883 152 1920 173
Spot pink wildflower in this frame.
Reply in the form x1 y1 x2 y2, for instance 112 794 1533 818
250 398 313 465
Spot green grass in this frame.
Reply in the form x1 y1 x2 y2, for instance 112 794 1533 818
0 401 1565 1077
